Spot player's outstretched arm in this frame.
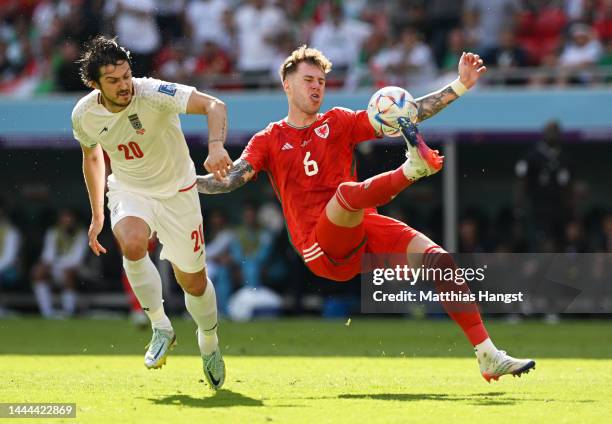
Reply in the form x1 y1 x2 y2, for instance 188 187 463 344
414 52 486 123
196 158 256 194
81 144 107 256
186 90 233 181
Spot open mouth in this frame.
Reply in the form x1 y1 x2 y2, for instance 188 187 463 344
310 93 320 101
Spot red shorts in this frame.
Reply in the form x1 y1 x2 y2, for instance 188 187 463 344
302 209 420 282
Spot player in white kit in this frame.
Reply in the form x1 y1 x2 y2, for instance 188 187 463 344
71 36 230 389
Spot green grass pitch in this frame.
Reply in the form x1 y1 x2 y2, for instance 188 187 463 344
1 318 611 423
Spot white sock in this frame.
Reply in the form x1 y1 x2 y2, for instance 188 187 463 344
123 255 172 331
147 305 173 331
475 338 498 358
61 289 77 316
198 330 219 356
33 282 54 317
184 277 219 355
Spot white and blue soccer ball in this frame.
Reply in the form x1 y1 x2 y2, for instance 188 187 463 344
367 86 418 137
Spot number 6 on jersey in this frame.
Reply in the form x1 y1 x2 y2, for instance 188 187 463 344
303 151 319 176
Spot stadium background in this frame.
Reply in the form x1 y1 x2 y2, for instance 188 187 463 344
1 0 611 319
1 2 612 423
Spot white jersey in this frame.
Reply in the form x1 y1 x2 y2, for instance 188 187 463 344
71 77 197 199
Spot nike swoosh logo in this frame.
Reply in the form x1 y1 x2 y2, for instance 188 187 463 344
154 344 165 358
209 373 221 387
99 127 108 135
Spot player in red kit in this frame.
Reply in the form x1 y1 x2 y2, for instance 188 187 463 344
197 46 535 382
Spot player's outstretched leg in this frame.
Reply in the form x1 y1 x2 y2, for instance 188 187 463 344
115 217 175 369
408 236 536 382
198 326 226 390
398 117 443 180
427 246 535 382
174 267 225 390
124 254 176 369
332 120 443 215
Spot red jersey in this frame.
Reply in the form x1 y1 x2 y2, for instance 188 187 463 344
241 107 377 254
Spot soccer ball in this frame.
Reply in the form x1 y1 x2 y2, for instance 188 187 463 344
367 86 417 137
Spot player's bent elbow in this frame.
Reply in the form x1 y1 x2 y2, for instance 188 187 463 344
208 98 226 115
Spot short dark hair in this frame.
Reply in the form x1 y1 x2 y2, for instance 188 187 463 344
279 45 332 82
78 36 131 86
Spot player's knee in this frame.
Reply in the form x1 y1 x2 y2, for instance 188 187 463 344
121 238 148 261
183 278 206 296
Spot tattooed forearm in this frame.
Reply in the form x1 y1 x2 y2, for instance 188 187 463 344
414 86 459 123
196 159 254 194
207 99 227 145
208 120 226 145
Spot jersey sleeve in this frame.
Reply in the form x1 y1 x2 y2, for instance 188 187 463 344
240 130 271 173
332 107 379 146
71 109 97 148
139 77 195 114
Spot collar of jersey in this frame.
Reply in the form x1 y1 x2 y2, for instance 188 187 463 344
283 114 322 130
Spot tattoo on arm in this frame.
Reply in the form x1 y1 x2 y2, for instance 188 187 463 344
415 86 459 123
207 103 226 145
196 159 254 194
208 121 226 145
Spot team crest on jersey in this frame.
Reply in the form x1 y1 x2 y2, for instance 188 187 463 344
314 123 329 139
158 83 177 96
128 113 145 134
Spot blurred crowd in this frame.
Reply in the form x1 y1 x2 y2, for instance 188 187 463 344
1 0 612 95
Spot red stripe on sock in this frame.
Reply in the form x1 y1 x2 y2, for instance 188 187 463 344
335 188 359 212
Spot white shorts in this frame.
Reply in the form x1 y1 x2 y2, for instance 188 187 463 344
107 185 206 273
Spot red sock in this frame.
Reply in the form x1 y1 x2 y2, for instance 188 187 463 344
423 246 489 346
335 166 412 211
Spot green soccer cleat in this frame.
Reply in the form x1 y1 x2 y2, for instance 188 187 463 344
202 347 226 390
144 328 176 369
398 117 444 182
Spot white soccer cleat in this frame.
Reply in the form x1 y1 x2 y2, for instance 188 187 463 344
144 328 177 369
477 348 536 382
398 117 444 182
202 347 226 390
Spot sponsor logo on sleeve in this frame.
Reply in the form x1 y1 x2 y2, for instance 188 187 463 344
158 83 177 96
